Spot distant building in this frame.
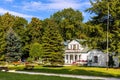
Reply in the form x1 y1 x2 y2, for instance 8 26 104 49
64 40 89 65
86 49 107 67
64 40 119 67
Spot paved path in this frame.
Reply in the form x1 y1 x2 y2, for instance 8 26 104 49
8 70 120 80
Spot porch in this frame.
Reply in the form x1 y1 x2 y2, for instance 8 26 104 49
64 53 81 64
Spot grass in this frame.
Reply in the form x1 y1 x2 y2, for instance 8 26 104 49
8 65 120 78
0 71 88 80
34 66 120 77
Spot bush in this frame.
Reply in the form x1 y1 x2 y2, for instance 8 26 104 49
0 61 6 65
27 57 34 63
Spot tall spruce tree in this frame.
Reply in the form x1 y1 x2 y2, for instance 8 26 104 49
27 17 43 43
0 26 6 60
5 27 22 62
86 0 120 53
0 16 6 60
42 19 64 66
1 13 15 32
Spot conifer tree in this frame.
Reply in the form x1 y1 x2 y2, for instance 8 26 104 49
0 16 6 60
5 27 22 62
1 13 15 32
86 0 120 53
0 26 6 60
27 17 43 43
42 19 64 66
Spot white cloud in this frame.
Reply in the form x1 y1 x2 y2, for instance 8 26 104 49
21 0 91 11
0 8 33 18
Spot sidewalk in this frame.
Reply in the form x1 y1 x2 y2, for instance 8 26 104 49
8 70 120 80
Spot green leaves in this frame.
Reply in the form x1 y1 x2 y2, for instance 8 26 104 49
30 42 44 60
51 8 84 40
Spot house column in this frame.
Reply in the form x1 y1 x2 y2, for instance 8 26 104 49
64 54 66 64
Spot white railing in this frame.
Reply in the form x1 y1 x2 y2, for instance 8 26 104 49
65 49 81 53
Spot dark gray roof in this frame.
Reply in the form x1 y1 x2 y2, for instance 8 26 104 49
81 47 90 53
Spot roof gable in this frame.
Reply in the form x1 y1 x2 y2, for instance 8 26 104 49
69 40 80 45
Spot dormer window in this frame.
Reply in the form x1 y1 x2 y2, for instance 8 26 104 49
77 44 79 50
73 44 76 50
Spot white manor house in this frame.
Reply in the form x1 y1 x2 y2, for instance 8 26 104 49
64 40 119 67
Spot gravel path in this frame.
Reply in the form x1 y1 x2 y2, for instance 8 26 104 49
8 70 120 80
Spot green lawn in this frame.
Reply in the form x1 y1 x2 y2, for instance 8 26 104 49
0 71 87 80
8 65 120 78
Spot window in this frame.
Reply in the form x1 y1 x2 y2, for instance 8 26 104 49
73 44 76 50
77 44 79 50
94 56 98 63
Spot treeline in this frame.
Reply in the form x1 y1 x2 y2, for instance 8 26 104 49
0 0 120 64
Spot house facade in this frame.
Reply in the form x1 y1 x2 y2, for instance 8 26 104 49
64 40 88 64
64 40 119 67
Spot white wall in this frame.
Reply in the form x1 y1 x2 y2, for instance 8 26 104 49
87 49 107 67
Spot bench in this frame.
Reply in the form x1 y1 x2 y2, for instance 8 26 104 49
0 67 9 71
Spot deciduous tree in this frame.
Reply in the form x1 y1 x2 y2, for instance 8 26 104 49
51 8 84 40
29 42 44 60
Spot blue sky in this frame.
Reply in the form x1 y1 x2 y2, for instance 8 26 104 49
0 0 94 22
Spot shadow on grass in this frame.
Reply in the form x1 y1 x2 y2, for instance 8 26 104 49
23 67 120 78
0 71 90 80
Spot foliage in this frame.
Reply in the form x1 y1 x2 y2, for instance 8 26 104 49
0 12 15 32
12 16 28 58
51 8 85 40
85 24 106 50
23 17 43 59
0 16 6 57
42 19 64 65
0 1 120 64
12 16 28 44
26 17 43 43
27 57 34 62
5 27 22 62
29 42 44 60
86 0 120 53
0 26 6 55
